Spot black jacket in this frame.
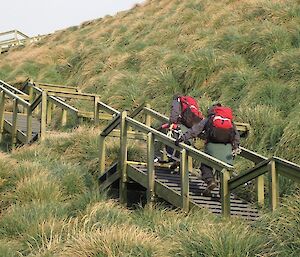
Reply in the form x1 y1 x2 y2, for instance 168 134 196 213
181 118 240 149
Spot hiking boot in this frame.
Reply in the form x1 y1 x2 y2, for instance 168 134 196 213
203 179 217 196
170 162 179 170
170 162 179 174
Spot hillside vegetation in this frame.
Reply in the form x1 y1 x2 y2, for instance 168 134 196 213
0 127 299 256
1 0 300 256
0 0 299 163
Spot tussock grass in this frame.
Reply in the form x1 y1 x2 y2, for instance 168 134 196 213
0 240 22 257
1 0 300 255
61 225 170 257
237 105 284 153
12 172 63 204
257 192 300 257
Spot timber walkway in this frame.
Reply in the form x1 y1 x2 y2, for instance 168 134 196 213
0 30 44 54
0 79 300 220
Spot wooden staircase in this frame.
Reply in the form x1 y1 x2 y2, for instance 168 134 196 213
1 79 299 220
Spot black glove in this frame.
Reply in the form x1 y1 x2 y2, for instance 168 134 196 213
175 136 184 146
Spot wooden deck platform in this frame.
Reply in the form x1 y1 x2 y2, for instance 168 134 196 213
3 112 40 143
100 163 260 220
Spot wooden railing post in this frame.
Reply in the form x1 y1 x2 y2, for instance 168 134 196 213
98 134 106 176
61 109 67 126
188 156 193 173
256 175 265 207
26 106 32 143
40 90 47 141
28 80 34 103
119 111 128 204
147 132 155 207
269 159 279 211
180 149 189 212
0 91 5 142
11 99 18 149
220 169 231 218
94 96 100 125
47 101 53 124
145 103 151 127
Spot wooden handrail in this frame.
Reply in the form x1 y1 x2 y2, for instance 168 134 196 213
0 80 27 95
126 116 233 171
0 85 29 107
229 159 270 190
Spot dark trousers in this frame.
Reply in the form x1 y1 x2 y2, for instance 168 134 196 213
200 142 233 184
201 163 214 184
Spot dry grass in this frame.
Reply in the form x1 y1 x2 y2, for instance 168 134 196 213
0 0 300 256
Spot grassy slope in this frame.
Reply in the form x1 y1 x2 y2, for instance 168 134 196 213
0 128 299 256
0 0 300 256
0 0 299 162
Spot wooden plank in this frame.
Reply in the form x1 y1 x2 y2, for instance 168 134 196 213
220 169 231 218
11 99 18 148
0 84 29 107
108 130 146 140
128 165 183 208
145 103 152 127
78 111 112 120
228 159 270 190
26 106 32 143
0 80 27 95
129 102 145 118
94 96 100 124
128 164 259 219
119 111 128 204
98 135 106 176
101 114 120 136
0 91 5 141
48 91 95 101
99 172 120 191
30 94 42 111
61 109 67 126
274 157 300 182
48 96 78 114
35 82 78 90
4 113 40 133
269 160 279 211
40 91 47 141
256 175 265 207
0 30 16 37
147 133 155 206
240 147 268 163
180 149 189 212
98 101 120 115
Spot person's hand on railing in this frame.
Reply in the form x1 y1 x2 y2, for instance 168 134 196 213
232 147 242 157
175 135 184 146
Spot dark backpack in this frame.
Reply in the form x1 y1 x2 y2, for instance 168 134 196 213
207 106 235 143
179 96 203 128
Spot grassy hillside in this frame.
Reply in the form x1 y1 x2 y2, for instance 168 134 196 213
0 128 299 256
1 0 300 256
0 0 299 163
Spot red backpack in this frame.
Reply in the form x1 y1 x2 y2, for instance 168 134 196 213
179 96 204 128
207 106 235 143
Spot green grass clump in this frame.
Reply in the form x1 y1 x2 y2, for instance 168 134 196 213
61 225 170 257
12 172 63 204
0 128 299 256
0 0 300 256
257 192 300 257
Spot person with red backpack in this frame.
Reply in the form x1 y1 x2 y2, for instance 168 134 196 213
162 95 204 170
169 95 204 128
175 103 240 195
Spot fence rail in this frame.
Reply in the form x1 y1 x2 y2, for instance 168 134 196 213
0 30 44 53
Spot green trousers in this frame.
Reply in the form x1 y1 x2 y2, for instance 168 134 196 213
201 142 233 183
